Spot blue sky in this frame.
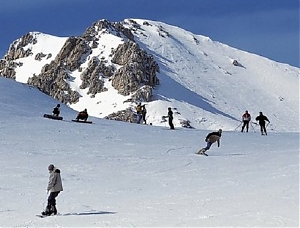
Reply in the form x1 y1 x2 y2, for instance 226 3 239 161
0 0 298 67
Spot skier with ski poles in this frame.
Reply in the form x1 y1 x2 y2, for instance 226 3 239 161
241 110 251 132
255 112 270 135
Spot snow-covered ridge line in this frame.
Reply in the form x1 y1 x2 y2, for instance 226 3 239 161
0 18 298 132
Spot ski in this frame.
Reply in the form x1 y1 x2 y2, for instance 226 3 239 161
196 152 208 156
196 149 208 156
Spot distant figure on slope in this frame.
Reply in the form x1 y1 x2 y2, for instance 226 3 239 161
76 109 89 121
197 129 222 156
241 110 251 132
167 107 175 129
136 103 142 124
52 104 60 117
42 164 63 216
255 112 270 135
141 105 147 124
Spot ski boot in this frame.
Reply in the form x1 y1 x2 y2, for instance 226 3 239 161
50 205 57 215
41 205 52 216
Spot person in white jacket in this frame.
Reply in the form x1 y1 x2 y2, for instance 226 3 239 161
42 164 63 216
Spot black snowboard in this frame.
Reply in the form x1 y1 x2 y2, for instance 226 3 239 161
72 119 92 124
43 114 63 120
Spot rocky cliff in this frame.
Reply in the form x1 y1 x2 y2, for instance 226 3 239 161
0 19 159 122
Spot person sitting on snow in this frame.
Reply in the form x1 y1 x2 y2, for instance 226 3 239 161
76 109 88 121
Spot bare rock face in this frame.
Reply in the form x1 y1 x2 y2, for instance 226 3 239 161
104 108 136 123
0 32 36 79
111 41 159 98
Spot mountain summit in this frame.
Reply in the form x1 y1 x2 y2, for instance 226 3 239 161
0 19 298 131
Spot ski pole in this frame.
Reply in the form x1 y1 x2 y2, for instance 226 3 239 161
234 122 242 131
250 122 256 132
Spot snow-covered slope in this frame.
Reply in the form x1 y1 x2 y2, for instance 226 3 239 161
124 19 299 132
2 19 299 132
0 77 299 227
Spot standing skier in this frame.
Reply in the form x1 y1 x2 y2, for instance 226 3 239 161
42 164 63 216
167 107 175 129
141 105 147 124
255 112 270 135
241 110 251 132
197 129 222 156
136 103 142 124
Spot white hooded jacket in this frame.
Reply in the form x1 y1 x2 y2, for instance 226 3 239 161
47 167 63 192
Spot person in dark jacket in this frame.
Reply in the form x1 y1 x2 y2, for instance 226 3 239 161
52 104 60 117
42 164 63 216
197 129 222 156
255 112 270 135
167 107 175 129
76 109 88 121
141 105 147 124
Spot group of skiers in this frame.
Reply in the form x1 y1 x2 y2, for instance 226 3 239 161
197 110 270 156
42 105 271 215
240 110 270 135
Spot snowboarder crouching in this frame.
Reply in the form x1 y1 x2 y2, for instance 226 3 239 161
52 104 60 117
197 129 222 156
42 164 63 216
76 109 88 121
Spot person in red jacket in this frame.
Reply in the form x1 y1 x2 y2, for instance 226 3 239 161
241 110 251 132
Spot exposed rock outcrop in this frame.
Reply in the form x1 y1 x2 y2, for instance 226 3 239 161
0 19 160 122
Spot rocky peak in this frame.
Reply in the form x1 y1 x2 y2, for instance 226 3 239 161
0 19 160 122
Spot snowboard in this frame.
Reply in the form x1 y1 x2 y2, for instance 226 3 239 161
36 213 59 218
72 119 92 124
36 214 50 218
43 114 63 120
196 149 208 156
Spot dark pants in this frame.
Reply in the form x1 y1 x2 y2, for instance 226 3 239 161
260 123 267 135
169 118 174 129
142 113 146 124
241 121 250 132
48 191 60 207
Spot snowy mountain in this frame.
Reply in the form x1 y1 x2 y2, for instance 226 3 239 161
0 76 299 227
0 18 298 132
